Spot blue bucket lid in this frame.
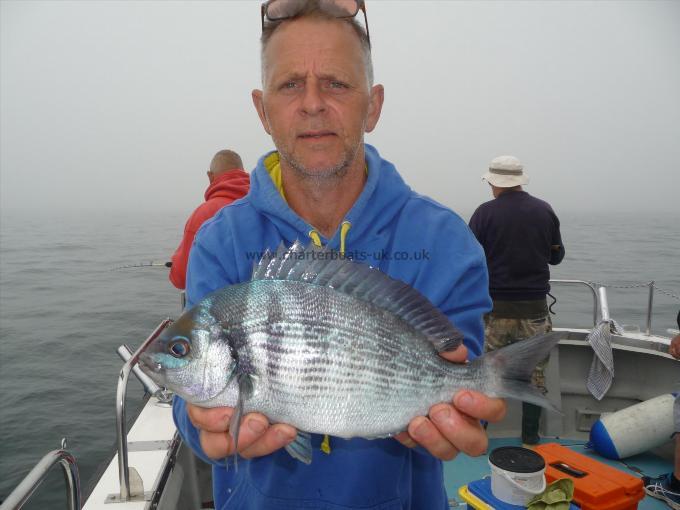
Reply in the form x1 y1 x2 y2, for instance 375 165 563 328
489 446 545 473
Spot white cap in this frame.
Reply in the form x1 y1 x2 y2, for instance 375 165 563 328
482 155 529 187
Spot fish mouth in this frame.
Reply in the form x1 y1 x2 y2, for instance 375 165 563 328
138 353 162 374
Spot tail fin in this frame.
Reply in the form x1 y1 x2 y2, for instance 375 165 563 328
470 331 563 413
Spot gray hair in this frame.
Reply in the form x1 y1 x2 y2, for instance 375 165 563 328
260 1 374 87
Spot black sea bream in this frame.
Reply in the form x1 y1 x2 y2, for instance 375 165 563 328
140 242 560 463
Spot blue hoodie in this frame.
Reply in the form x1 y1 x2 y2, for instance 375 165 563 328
173 144 491 510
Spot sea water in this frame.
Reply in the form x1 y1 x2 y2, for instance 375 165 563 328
0 208 678 508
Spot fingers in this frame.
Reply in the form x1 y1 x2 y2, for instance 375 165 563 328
401 390 508 461
200 427 234 459
439 344 468 364
393 431 418 449
239 423 297 459
408 413 459 460
453 390 507 423
406 402 487 460
188 404 237 459
431 403 487 457
669 336 680 359
187 403 233 432
199 412 274 459
186 403 295 460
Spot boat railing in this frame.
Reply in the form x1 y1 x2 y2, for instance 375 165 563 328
550 279 669 336
549 279 599 327
645 280 654 336
116 345 172 401
115 318 172 503
0 438 81 510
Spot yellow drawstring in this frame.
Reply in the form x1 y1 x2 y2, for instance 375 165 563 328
320 435 331 455
308 230 322 247
309 222 351 253
339 221 351 256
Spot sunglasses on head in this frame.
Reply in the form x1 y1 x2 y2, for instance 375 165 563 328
261 0 370 48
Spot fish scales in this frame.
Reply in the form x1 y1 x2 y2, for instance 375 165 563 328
203 281 459 436
221 281 454 432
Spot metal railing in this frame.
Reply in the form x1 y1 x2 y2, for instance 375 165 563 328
115 318 172 502
550 279 670 336
0 439 81 510
549 279 599 327
646 280 654 336
116 345 172 403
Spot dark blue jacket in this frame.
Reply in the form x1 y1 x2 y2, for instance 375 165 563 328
469 190 564 301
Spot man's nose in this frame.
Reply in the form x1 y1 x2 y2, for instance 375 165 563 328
300 82 326 116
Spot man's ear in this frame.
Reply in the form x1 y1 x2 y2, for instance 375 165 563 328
365 84 384 133
252 89 272 135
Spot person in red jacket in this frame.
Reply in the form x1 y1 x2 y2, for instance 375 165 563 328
169 150 250 289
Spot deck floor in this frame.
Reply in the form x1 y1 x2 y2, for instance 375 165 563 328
443 437 673 509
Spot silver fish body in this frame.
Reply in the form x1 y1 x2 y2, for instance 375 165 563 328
140 242 560 447
192 279 478 438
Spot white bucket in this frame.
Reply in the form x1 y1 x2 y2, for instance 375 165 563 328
488 446 546 506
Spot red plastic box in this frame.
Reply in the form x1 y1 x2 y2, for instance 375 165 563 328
535 443 644 510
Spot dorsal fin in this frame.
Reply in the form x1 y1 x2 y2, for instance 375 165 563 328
251 241 464 351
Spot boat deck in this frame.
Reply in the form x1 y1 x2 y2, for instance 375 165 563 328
82 395 178 510
444 436 673 509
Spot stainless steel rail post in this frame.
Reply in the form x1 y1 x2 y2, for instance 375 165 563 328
116 318 172 502
0 438 80 510
646 280 654 336
598 286 610 322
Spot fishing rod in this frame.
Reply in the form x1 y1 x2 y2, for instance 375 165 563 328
111 261 172 271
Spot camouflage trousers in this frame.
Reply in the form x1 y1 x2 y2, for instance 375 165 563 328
483 314 553 394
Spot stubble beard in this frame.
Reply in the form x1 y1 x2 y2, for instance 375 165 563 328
277 139 362 187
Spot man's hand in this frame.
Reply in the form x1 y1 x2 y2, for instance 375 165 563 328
187 404 296 460
669 334 680 360
395 344 507 460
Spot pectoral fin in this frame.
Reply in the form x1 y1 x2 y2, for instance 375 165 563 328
284 431 313 464
227 373 255 470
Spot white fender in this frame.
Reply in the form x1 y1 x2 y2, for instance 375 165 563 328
588 393 677 460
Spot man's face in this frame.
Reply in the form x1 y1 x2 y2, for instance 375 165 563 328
252 17 383 178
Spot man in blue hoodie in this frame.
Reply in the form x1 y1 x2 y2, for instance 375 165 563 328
173 2 506 508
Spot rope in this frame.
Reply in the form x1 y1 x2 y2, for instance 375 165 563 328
547 292 557 315
652 283 680 301
587 280 652 289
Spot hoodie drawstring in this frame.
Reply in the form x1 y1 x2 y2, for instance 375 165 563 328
339 221 351 256
308 221 352 455
308 221 351 256
308 229 322 248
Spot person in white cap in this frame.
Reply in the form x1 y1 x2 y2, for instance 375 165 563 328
469 155 565 446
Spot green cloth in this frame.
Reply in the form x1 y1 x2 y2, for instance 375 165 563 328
526 478 575 510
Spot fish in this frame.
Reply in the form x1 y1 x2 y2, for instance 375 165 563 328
139 241 561 464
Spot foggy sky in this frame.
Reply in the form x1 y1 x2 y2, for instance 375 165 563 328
1 0 679 218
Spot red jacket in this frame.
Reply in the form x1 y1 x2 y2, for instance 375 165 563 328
169 169 250 289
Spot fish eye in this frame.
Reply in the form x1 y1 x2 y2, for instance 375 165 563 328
168 336 190 358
